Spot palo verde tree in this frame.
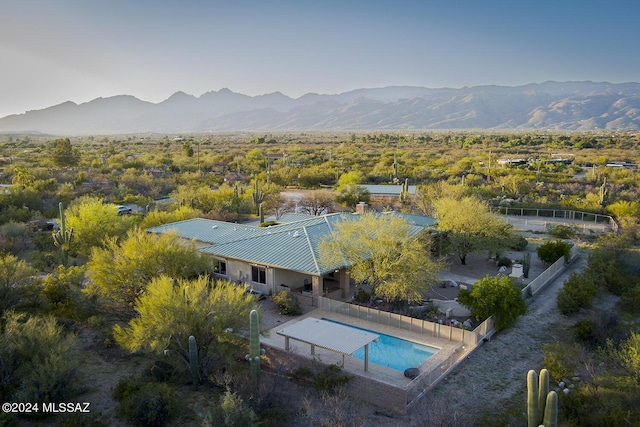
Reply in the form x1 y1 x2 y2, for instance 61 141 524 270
65 196 139 256
334 171 371 209
114 276 257 381
458 275 527 331
433 196 514 264
318 212 442 304
0 253 35 314
86 229 209 310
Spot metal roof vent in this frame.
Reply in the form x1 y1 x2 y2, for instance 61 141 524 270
212 225 218 229
292 230 300 238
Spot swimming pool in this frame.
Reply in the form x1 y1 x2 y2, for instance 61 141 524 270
323 319 438 372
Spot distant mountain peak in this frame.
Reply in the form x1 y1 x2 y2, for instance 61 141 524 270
0 81 638 134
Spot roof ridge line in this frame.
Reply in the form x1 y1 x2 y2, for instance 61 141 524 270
302 226 321 275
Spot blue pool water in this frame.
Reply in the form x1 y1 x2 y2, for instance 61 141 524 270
323 319 438 372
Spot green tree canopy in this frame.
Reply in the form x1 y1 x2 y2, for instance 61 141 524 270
536 240 572 264
86 229 209 309
414 182 469 217
170 184 252 221
139 205 201 229
51 138 80 168
65 196 139 255
334 171 371 209
114 276 257 379
458 275 527 331
318 213 442 303
434 196 514 264
607 200 640 220
614 331 640 382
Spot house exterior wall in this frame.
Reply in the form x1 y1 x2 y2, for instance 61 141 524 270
273 269 310 293
208 255 312 296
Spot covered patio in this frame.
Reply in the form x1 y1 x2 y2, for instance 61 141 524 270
276 317 379 372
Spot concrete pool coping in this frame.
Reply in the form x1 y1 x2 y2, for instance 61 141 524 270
261 308 460 389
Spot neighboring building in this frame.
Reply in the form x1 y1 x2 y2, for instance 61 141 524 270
360 184 417 205
147 211 436 306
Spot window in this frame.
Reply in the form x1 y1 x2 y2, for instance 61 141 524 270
251 265 266 284
212 258 227 276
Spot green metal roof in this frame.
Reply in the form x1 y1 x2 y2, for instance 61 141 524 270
148 212 436 276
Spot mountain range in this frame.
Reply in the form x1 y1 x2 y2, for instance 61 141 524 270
1 81 639 135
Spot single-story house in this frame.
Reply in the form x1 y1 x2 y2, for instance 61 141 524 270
147 211 436 306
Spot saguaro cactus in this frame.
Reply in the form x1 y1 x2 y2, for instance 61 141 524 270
400 178 410 206
598 176 609 207
245 309 265 384
543 391 558 427
189 335 199 389
527 369 557 427
52 202 74 264
252 180 265 216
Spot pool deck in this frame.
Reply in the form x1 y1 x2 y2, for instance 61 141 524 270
261 308 460 389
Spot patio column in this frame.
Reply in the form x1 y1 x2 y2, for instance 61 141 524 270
339 268 350 299
364 343 369 372
311 275 321 306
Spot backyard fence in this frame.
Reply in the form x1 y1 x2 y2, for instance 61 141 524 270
317 296 496 411
521 243 580 298
317 297 491 343
497 207 616 233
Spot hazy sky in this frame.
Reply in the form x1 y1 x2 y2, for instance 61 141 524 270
1 0 638 118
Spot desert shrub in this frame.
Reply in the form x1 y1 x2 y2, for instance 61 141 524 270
290 366 314 382
31 251 65 272
587 248 634 295
510 235 529 251
150 361 174 382
458 275 527 331
557 273 598 315
571 319 597 346
0 253 35 314
353 288 370 303
542 342 581 381
0 312 82 405
0 222 30 254
560 389 599 426
621 283 640 315
496 256 512 268
41 265 87 319
202 389 258 427
271 291 302 315
113 379 176 427
258 406 286 426
547 223 577 239
536 240 572 264
113 376 144 402
313 364 352 392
